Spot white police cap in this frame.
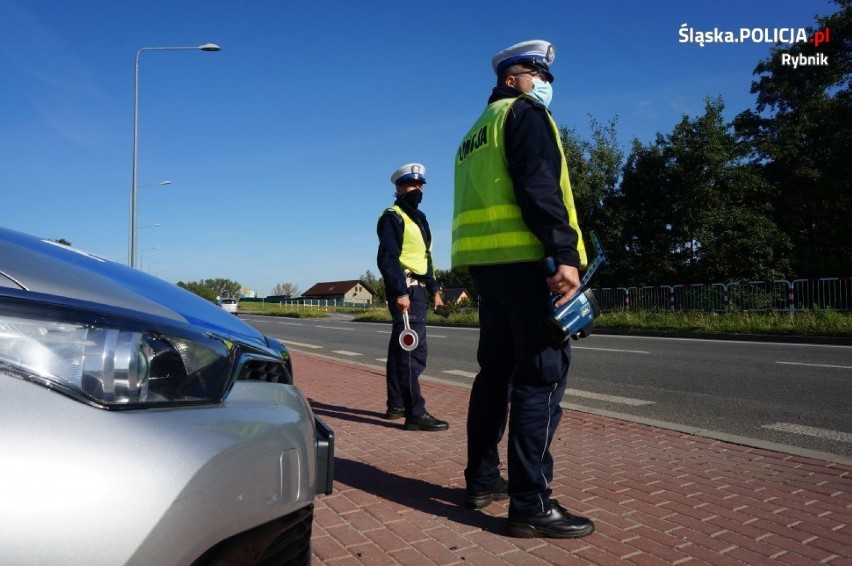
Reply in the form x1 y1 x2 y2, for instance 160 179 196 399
492 39 555 82
391 163 427 186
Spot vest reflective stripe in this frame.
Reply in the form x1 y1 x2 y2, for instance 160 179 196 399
452 96 587 270
384 205 430 275
452 205 539 257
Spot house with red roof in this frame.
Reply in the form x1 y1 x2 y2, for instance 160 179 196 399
301 280 374 304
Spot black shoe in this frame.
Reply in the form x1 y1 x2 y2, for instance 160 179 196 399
507 500 595 539
465 477 509 509
404 412 449 431
384 407 405 420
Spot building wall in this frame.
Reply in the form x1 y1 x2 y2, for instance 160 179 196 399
345 283 373 304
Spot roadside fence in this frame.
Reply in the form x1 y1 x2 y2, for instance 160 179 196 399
247 278 851 314
593 277 852 313
261 298 373 310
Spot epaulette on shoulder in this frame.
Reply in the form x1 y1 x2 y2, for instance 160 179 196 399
384 208 404 224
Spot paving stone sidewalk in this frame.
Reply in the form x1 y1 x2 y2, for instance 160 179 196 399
293 351 852 565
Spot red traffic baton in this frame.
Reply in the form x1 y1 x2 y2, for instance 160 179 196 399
399 311 418 352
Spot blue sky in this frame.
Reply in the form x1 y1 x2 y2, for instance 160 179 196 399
0 0 834 296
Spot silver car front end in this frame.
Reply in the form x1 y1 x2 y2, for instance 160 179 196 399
0 376 319 565
0 227 333 565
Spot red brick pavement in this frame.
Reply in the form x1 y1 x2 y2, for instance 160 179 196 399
294 351 852 565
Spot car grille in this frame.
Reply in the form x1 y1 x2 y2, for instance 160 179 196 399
192 505 313 566
238 359 292 384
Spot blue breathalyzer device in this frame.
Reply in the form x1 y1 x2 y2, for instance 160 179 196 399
540 232 608 348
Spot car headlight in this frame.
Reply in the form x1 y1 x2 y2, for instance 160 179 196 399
0 305 236 409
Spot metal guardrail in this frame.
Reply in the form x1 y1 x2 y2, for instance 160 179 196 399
594 277 851 312
792 278 852 310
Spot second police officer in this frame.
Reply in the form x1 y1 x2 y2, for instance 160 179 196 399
376 163 449 432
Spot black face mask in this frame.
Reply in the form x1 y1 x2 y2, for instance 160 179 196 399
399 190 423 209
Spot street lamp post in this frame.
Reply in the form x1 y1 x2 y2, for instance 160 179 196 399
140 245 163 268
129 43 221 268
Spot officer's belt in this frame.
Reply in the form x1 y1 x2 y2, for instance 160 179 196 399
403 271 427 288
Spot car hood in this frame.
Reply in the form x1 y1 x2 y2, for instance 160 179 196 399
0 226 265 345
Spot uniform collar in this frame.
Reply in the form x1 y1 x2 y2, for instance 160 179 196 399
395 197 420 217
488 85 549 111
488 85 524 104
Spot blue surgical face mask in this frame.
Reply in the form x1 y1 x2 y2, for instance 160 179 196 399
528 77 553 108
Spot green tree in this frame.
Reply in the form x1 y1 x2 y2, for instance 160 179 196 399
734 0 851 275
177 281 216 302
616 98 790 284
177 278 241 302
434 268 477 300
271 282 299 297
615 138 680 284
561 116 625 285
360 270 385 302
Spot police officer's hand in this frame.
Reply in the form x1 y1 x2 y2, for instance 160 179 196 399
548 264 580 308
396 295 410 314
433 293 444 310
433 293 450 318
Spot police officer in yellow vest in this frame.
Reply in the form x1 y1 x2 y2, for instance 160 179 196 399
376 163 448 432
452 40 595 538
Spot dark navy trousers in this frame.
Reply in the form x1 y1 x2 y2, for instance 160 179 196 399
465 262 571 518
385 285 428 417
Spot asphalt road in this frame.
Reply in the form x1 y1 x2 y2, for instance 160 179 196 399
240 313 852 462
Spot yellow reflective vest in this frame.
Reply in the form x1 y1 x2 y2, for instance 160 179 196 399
452 96 586 271
382 205 430 276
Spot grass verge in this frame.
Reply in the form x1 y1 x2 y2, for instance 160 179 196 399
597 309 852 337
236 302 329 319
237 300 850 337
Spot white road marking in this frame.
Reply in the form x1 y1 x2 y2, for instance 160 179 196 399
332 350 362 357
283 341 323 349
376 358 387 362
275 321 302 326
443 369 477 378
375 330 446 338
568 389 655 406
776 361 852 370
316 325 353 331
437 373 655 407
574 346 650 354
595 334 852 349
763 423 852 443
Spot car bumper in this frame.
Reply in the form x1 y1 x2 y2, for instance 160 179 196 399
0 376 329 565
314 415 335 495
